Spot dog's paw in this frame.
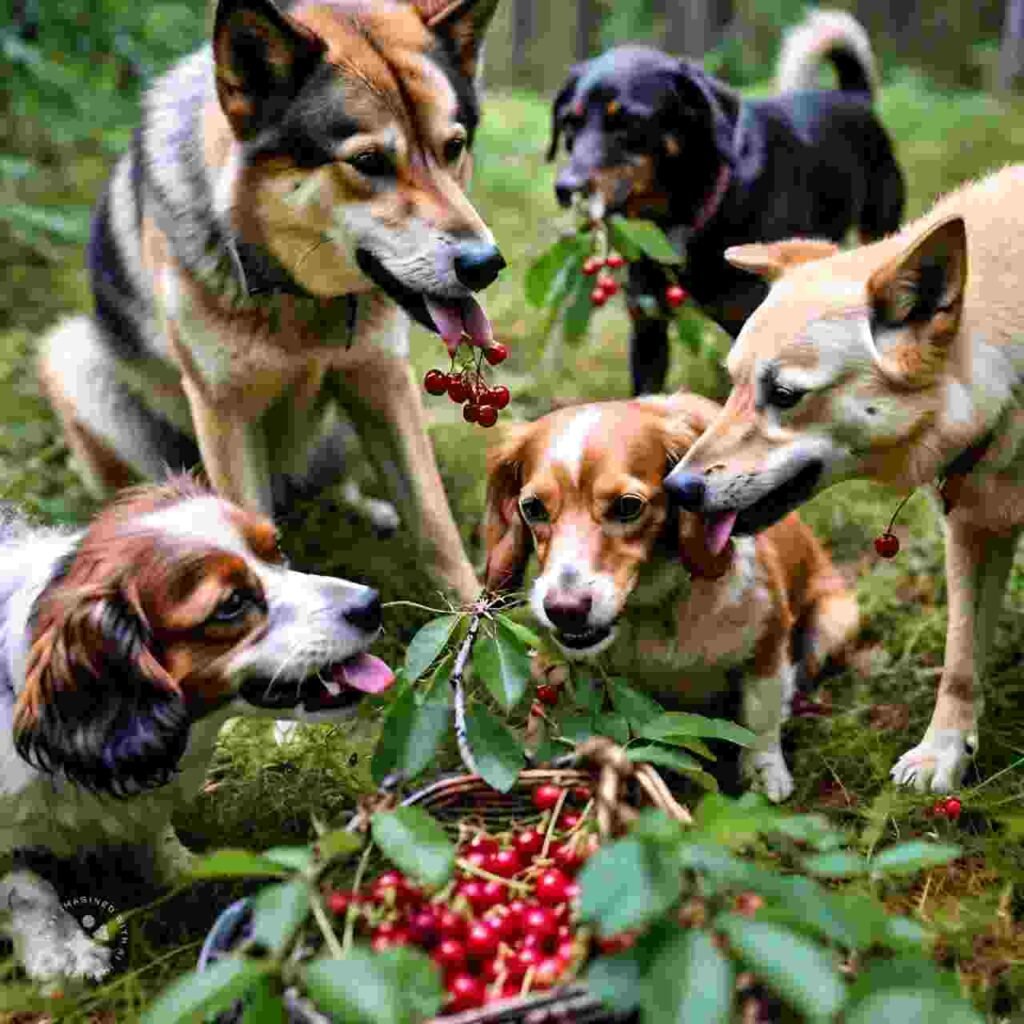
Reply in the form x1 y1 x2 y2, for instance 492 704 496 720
365 497 400 538
742 748 794 804
891 729 973 792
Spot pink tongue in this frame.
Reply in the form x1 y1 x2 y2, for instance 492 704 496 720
333 653 395 694
425 296 493 355
705 511 738 556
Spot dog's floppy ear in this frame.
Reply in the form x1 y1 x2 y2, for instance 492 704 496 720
725 239 840 281
15 582 190 797
673 62 737 166
868 216 967 366
547 65 583 161
213 0 327 140
412 0 501 81
483 423 533 593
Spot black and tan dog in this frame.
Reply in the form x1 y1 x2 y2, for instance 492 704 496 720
547 10 905 395
39 0 504 605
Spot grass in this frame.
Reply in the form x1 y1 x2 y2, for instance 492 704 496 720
3 65 1024 1019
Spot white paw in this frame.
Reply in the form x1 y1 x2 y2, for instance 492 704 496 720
274 720 301 745
364 497 400 537
14 906 112 983
891 729 973 792
742 748 794 803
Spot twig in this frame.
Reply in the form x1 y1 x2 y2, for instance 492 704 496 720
450 608 486 773
309 887 345 960
342 839 374 954
455 858 531 893
381 600 457 615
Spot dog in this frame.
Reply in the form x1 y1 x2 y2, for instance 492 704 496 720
0 476 394 984
546 10 904 396
663 164 1024 794
483 393 858 801
38 0 505 607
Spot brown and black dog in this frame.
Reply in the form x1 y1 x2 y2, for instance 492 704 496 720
484 393 859 801
39 0 504 605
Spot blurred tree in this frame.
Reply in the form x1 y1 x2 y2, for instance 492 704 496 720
665 0 712 58
1000 0 1024 89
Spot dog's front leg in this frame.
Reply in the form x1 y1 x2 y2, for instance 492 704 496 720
892 520 1020 792
740 665 796 804
330 356 480 604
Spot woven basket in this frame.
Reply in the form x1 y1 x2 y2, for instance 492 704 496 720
198 740 691 1024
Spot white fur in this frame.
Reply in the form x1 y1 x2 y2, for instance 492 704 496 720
547 407 602 487
891 728 973 792
776 9 878 95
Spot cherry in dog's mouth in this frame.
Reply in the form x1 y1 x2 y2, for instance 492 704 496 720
355 249 493 350
239 652 395 714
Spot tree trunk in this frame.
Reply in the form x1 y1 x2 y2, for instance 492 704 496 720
511 0 536 66
1000 0 1024 90
664 0 713 59
575 0 599 61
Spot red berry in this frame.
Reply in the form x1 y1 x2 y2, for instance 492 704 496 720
446 973 485 1011
447 377 469 403
326 889 353 916
570 785 591 803
407 908 440 948
606 253 626 269
564 881 581 903
535 869 571 906
513 829 545 859
487 848 522 878
536 683 559 706
944 797 962 820
466 834 499 856
512 946 541 976
665 284 687 308
463 402 480 423
484 342 509 366
734 891 764 918
371 871 408 904
533 784 564 811
488 384 511 410
523 905 558 939
596 931 637 954
480 880 506 909
466 921 500 959
874 532 900 558
461 849 489 873
423 369 449 395
552 842 581 873
533 956 565 989
458 880 491 912
482 909 517 942
433 938 468 972
590 287 609 307
558 811 581 831
582 257 603 276
477 405 498 428
437 910 468 940
597 275 619 296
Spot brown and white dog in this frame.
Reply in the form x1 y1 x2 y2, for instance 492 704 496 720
483 394 858 801
0 477 394 984
664 164 1024 793
39 0 504 606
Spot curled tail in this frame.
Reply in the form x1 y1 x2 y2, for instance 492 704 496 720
776 9 878 98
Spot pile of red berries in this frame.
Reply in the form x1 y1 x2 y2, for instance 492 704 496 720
930 796 962 821
423 341 511 429
324 783 600 1015
581 250 688 310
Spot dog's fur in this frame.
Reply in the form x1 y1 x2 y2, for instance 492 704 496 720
547 10 904 396
39 0 506 606
484 394 858 801
0 477 394 983
665 163 1024 793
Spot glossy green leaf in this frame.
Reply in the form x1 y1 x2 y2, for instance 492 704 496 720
142 960 265 1024
674 307 705 353
563 268 596 345
371 806 455 888
314 828 363 865
607 677 665 731
494 614 543 651
586 951 642 1013
241 975 287 1024
189 850 290 880
871 841 961 877
573 674 605 715
261 846 311 873
403 615 458 681
804 850 871 878
464 704 523 793
642 928 733 1024
608 216 683 264
371 685 450 784
594 710 630 744
249 880 310 955
640 713 756 747
526 235 586 308
626 742 703 774
845 958 982 1024
472 621 530 712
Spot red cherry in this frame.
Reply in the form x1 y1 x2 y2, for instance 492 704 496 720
596 931 637 954
504 899 528 932
463 402 481 423
590 287 609 307
371 871 408 904
556 939 576 962
326 889 353 916
665 284 687 308
446 973 485 1012
551 843 581 873
466 834 499 856
433 938 468 972
480 880 506 908
944 797 963 820
484 342 509 366
558 811 581 831
407 908 440 948
734 891 764 918
564 881 581 903
477 405 498 428
581 257 603 276
488 384 511 410
487 848 522 878
523 905 558 939
512 946 541 976
466 921 500 959
570 785 591 803
423 369 449 395
532 784 564 811
480 954 506 983
513 829 545 859
597 275 619 296
535 869 571 906
458 880 491 913
536 683 559 706
606 253 626 269
482 909 518 943
461 849 489 873
533 957 565 989
447 377 469 403
437 909 468 941
874 532 900 558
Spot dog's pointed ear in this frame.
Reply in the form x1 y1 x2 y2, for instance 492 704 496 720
725 239 840 281
673 62 737 166
15 583 190 797
412 0 500 81
868 216 967 354
483 424 533 593
213 0 327 140
547 65 583 162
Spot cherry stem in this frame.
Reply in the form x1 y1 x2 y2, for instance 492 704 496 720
341 838 374 954
454 858 531 893
884 488 918 535
540 788 570 860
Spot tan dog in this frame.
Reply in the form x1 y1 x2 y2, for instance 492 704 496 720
484 394 858 801
665 164 1024 792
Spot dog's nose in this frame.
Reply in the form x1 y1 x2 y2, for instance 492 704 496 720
343 588 382 633
453 242 506 291
664 471 707 511
544 591 593 632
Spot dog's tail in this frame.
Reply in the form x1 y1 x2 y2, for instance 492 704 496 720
775 9 878 99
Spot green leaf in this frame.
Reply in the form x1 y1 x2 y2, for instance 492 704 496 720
716 914 846 1022
642 928 733 1024
526 235 586 308
557 711 596 744
608 216 683 264
771 813 846 851
641 713 756 747
586 951 642 1013
143 960 265 1024
563 268 596 345
304 947 443 1024
494 614 543 651
314 828 363 865
261 846 312 873
594 711 630 744
845 959 982 1024
371 806 456 888
579 836 680 934
871 841 961 877
573 674 605 716
464 704 524 792
804 850 871 878
607 677 665 731
883 915 932 950
471 621 531 712
694 792 777 846
626 742 702 774
241 975 287 1024
189 850 290 880
674 307 705 354
403 615 458 681
249 880 310 955
371 685 450 784
675 737 716 761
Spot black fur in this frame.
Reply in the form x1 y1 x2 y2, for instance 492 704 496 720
548 43 905 395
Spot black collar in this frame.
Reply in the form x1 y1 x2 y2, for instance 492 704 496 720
938 430 995 514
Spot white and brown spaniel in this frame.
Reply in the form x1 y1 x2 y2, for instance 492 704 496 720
0 476 393 985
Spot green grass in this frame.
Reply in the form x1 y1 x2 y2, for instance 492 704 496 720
4 70 1024 1019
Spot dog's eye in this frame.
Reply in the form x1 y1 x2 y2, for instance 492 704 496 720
346 149 394 178
519 496 549 524
443 135 466 164
210 589 258 624
766 381 806 410
608 494 647 523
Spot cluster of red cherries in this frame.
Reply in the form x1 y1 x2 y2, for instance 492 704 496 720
325 783 605 1014
582 251 688 311
929 796 962 820
423 340 511 429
